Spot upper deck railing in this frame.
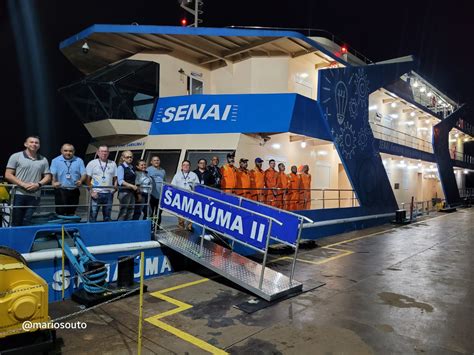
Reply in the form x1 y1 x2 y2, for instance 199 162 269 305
370 121 433 153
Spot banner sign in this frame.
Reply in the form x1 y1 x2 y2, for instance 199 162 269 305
161 185 270 250
194 185 301 245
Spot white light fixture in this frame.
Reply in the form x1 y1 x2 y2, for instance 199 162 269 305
300 141 307 148
317 150 328 156
390 114 399 119
455 133 459 138
464 170 469 174
400 160 405 164
406 121 415 126
410 111 416 117
464 138 469 142
299 72 309 79
420 87 426 93
369 105 378 111
429 165 434 169
391 102 397 108
413 81 419 88
427 92 432 97
417 163 422 167
417 127 428 131
271 143 281 149
425 119 430 124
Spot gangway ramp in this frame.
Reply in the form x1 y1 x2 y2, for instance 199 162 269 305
155 184 311 301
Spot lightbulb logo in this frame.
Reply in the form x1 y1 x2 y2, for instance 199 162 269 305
335 81 348 125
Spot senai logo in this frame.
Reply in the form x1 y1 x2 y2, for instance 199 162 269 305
157 104 238 123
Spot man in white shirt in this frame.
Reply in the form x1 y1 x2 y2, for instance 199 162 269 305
85 145 117 222
171 160 199 230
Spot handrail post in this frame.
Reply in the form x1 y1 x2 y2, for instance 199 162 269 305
289 218 304 285
322 190 325 209
258 220 273 290
199 226 206 257
8 186 15 227
338 190 341 208
86 186 91 223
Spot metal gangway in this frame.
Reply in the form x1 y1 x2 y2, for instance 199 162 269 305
155 183 313 301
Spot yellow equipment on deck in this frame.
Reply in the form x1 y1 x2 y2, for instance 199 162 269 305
0 246 49 338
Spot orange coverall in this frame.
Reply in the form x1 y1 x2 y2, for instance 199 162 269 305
300 173 312 209
287 172 301 210
236 168 251 199
276 172 289 210
250 168 265 202
264 167 279 206
220 164 237 193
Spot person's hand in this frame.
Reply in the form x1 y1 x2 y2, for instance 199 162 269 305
75 180 82 187
24 182 38 191
91 190 98 199
52 181 61 188
131 185 138 191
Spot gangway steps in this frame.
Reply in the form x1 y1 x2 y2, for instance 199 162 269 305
155 229 303 301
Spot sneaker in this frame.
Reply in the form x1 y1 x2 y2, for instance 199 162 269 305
203 234 214 241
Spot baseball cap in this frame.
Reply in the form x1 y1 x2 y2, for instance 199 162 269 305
239 158 249 163
255 157 264 163
226 152 235 158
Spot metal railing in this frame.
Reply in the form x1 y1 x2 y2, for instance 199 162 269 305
450 151 474 165
399 199 444 217
370 121 433 153
0 184 152 227
459 188 474 198
219 187 359 210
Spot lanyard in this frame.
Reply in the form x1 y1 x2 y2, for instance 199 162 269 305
182 171 190 181
99 160 108 178
63 160 73 174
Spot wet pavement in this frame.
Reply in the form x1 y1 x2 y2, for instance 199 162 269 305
50 208 474 354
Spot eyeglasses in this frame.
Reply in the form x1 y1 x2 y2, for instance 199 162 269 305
124 156 133 159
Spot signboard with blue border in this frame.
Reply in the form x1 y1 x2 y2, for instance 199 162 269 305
160 185 270 250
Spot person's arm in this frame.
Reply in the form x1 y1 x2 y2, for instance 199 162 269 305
77 159 87 186
50 160 61 188
117 165 137 190
4 168 27 189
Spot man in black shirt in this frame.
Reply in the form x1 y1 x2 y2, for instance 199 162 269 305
194 159 215 186
207 156 222 188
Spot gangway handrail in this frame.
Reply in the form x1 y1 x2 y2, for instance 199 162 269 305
193 183 314 224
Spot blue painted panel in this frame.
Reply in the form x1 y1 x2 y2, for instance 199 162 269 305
161 185 270 250
150 94 295 135
30 247 172 302
194 185 240 204
0 220 152 253
433 105 468 205
290 94 332 141
317 63 413 214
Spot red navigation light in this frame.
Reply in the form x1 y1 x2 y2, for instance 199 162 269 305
181 18 187 26
341 45 348 54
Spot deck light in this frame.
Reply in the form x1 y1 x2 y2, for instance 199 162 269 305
406 121 415 125
420 87 426 93
390 114 398 119
464 138 469 142
413 81 419 88
464 170 469 174
341 45 348 54
455 133 459 138
272 143 281 149
425 119 430 124
369 105 378 111
427 92 432 97
410 111 416 117
317 150 328 156
391 102 397 108
181 17 188 26
300 141 307 148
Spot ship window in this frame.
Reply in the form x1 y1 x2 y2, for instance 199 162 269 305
189 77 203 95
143 150 181 179
185 150 233 170
59 60 159 123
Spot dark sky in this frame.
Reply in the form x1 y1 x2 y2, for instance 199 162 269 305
1 0 473 170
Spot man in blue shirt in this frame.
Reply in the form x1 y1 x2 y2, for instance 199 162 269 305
50 144 86 216
147 155 166 227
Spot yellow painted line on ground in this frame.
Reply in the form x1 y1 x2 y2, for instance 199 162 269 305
145 278 228 355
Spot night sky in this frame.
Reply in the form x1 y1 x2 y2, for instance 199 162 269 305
1 0 473 170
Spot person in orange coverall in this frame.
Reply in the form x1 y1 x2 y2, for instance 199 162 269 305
236 158 251 199
250 157 265 202
276 163 289 209
300 164 312 209
287 165 301 210
220 152 237 193
264 159 279 206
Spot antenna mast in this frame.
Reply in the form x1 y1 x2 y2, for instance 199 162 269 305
178 0 203 27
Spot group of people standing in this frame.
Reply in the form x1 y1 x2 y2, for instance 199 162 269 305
3 136 166 226
219 152 312 211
